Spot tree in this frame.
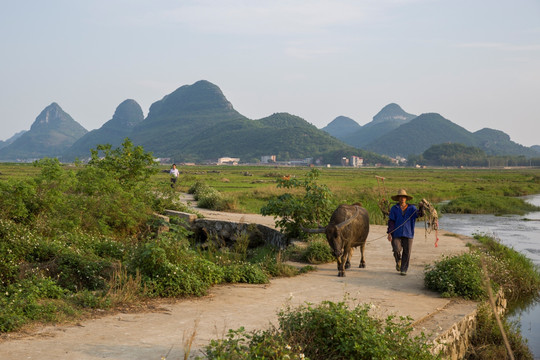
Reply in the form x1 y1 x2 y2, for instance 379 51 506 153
260 169 335 238
87 138 158 188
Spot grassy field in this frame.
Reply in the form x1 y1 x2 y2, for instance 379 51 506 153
159 165 540 221
3 163 540 224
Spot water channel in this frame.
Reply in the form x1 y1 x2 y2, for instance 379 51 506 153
438 193 540 358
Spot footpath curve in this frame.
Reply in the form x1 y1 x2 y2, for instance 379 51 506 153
0 200 476 359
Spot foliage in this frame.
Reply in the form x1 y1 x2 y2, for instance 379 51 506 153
87 138 158 188
261 169 336 238
188 180 234 211
465 304 534 360
425 233 540 303
0 276 72 332
473 234 540 302
203 327 307 360
422 143 487 166
302 239 335 264
424 253 487 300
204 301 437 360
441 194 540 215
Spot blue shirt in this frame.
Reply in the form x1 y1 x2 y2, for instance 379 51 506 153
387 203 420 239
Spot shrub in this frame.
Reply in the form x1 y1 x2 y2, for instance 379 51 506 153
129 239 225 297
466 304 534 360
188 180 234 211
303 239 335 264
424 253 487 300
204 301 436 359
278 301 436 360
204 327 306 360
223 263 269 284
473 234 540 301
0 276 71 332
261 168 336 238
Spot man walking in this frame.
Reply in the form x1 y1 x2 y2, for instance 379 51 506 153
170 163 179 188
387 189 424 275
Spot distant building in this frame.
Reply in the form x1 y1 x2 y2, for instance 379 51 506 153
217 157 240 165
154 157 172 165
350 156 363 167
341 157 350 166
261 155 276 163
288 158 313 166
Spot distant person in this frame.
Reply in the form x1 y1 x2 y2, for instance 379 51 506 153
169 163 179 188
387 189 424 276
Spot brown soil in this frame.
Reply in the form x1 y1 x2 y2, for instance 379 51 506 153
0 199 476 359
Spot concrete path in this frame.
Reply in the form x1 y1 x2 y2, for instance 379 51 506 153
0 199 476 359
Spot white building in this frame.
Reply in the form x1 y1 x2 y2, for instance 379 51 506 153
217 157 240 165
261 155 276 163
350 156 363 167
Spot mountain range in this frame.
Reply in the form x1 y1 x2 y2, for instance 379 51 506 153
0 81 385 164
323 104 539 158
0 80 538 163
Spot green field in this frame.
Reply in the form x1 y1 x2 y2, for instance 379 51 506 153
2 163 539 224
155 165 540 222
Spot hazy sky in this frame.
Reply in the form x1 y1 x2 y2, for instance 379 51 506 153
1 0 539 146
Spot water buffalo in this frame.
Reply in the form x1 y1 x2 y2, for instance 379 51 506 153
303 203 370 277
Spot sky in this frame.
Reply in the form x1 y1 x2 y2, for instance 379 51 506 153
1 0 539 146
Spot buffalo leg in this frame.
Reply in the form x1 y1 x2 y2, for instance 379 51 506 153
345 250 351 269
337 254 347 277
358 242 366 268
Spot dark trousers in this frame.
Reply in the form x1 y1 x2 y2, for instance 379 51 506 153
391 237 413 273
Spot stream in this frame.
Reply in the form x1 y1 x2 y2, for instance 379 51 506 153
438 194 540 358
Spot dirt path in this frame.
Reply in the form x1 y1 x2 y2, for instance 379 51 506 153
0 199 475 360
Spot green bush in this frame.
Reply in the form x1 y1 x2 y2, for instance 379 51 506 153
129 239 225 297
278 301 436 360
473 234 540 301
204 301 436 360
424 253 487 300
261 169 336 238
223 263 269 284
0 276 71 332
303 239 335 264
204 327 306 360
188 180 233 211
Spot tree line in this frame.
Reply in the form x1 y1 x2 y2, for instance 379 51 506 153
407 143 540 167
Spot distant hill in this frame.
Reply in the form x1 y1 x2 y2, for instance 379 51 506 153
364 113 477 157
0 81 386 165
321 116 361 139
531 145 540 154
64 99 144 160
371 103 417 124
124 80 376 163
473 128 538 157
128 80 250 158
337 103 417 148
362 113 538 158
0 103 87 161
0 130 26 150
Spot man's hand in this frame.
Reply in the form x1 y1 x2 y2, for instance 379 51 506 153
387 233 392 242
